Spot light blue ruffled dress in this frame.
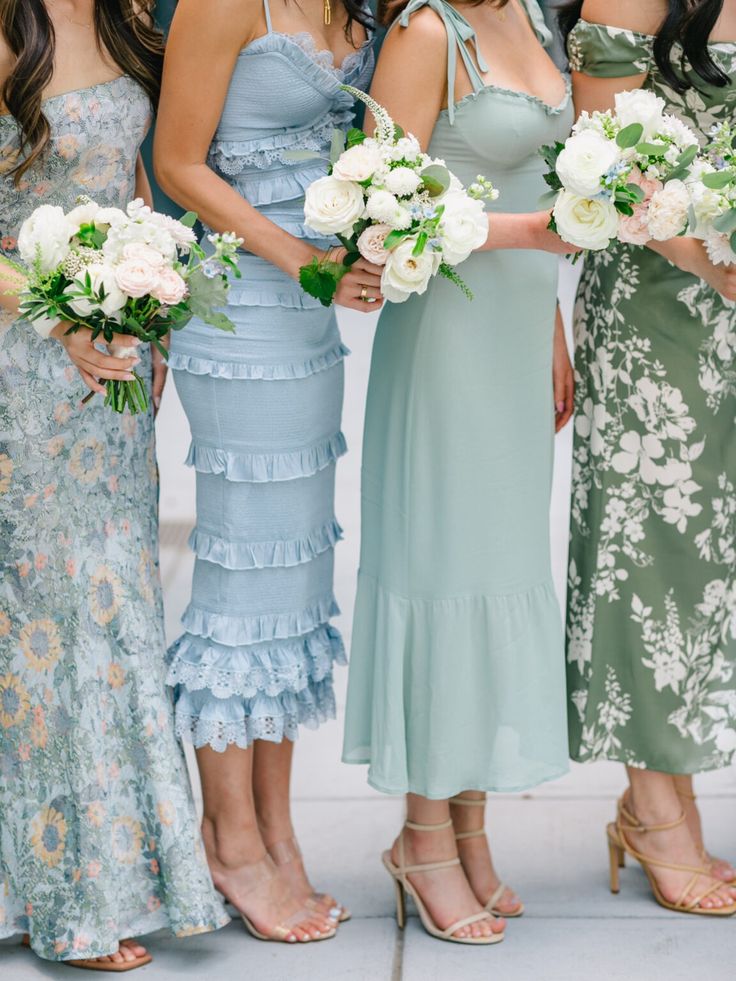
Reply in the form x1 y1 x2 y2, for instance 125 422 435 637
343 0 573 798
167 4 374 749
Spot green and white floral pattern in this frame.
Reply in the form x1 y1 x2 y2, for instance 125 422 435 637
566 23 736 772
0 79 228 961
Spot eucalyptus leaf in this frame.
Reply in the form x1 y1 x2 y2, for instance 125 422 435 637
180 211 198 228
616 123 644 149
713 208 736 234
420 164 450 198
330 129 346 165
702 170 735 190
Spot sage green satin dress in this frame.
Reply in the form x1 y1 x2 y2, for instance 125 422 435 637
566 22 736 772
343 0 573 798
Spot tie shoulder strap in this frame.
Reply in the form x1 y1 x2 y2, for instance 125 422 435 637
390 0 488 124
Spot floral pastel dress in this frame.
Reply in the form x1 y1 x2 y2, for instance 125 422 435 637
0 78 228 961
566 23 736 772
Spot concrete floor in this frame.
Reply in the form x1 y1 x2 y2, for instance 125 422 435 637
3 264 735 979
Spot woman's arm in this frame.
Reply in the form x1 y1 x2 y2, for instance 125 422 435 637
155 0 382 310
371 12 576 255
135 152 168 410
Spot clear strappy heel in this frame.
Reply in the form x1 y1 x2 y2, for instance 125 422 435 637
267 836 350 922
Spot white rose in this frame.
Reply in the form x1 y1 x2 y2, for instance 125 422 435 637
556 131 619 197
383 166 422 197
614 88 666 140
356 223 392 265
438 191 488 264
122 242 168 269
332 142 383 182
18 205 74 273
646 179 690 240
151 267 188 304
114 257 162 298
553 190 620 251
381 237 441 303
64 263 127 318
365 189 411 228
304 175 365 235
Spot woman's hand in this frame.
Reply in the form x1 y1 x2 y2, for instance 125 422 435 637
650 237 736 302
533 212 585 257
553 312 574 433
332 249 385 312
151 337 170 415
50 323 140 396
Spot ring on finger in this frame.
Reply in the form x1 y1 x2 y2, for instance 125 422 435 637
360 285 369 302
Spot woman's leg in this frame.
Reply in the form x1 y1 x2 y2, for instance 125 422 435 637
450 792 523 915
624 767 736 909
672 774 735 881
197 745 334 940
253 738 342 917
391 795 505 940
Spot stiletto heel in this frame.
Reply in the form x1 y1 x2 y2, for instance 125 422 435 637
610 797 736 916
382 819 504 945
449 795 524 917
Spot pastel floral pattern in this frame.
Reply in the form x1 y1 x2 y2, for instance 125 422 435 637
0 78 227 960
566 23 736 772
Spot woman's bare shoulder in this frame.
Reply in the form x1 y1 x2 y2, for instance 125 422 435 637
580 0 666 35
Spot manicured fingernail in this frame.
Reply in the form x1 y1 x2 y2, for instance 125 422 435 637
556 401 565 413
124 374 135 381
329 907 341 919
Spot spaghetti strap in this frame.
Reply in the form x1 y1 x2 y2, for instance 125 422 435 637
392 0 488 123
263 0 273 34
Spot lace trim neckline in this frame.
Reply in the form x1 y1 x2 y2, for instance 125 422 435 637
242 29 372 77
442 75 572 119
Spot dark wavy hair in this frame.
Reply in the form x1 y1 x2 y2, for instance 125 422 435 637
381 0 509 28
341 0 376 35
0 0 164 184
557 1 728 92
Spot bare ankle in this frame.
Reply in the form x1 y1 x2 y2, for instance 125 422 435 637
202 814 265 870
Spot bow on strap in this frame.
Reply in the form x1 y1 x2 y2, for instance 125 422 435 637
396 0 489 124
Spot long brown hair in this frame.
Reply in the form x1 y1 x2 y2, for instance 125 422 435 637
0 0 164 184
380 0 509 27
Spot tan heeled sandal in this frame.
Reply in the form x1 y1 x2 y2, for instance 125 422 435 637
450 796 524 918
22 935 153 972
267 837 351 922
608 801 736 916
675 787 736 884
382 818 504 946
218 855 337 943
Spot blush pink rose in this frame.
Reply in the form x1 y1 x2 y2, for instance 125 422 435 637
627 166 663 202
114 258 160 298
357 223 392 266
618 204 651 245
151 267 187 305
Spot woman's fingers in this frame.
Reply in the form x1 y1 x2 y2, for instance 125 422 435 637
77 357 136 382
78 368 107 396
78 348 139 373
108 332 140 349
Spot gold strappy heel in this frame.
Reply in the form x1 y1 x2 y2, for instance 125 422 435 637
608 800 736 916
267 836 351 922
675 787 736 884
450 795 524 917
219 855 337 943
382 818 504 945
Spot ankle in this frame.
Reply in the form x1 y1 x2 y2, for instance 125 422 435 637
202 814 266 871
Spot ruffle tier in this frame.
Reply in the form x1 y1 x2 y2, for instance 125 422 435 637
185 431 347 484
168 342 349 380
189 518 343 570
180 594 340 647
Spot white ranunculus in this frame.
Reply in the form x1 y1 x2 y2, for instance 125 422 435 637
332 142 384 183
646 179 690 240
65 263 127 318
365 189 411 228
381 238 441 303
18 205 74 273
438 192 488 264
356 223 392 265
555 131 619 197
553 190 620 251
614 88 666 140
383 166 422 197
303 175 365 235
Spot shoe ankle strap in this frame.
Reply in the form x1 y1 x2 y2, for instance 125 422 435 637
619 802 686 834
405 818 454 832
449 796 486 807
675 788 697 802
455 829 485 841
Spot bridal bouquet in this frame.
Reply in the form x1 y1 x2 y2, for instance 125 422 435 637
541 89 700 251
688 121 736 266
16 198 242 413
300 86 497 305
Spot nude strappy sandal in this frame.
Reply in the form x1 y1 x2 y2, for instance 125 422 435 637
219 855 337 943
608 801 736 916
675 787 736 884
382 818 504 945
22 935 152 972
267 836 351 922
450 796 524 917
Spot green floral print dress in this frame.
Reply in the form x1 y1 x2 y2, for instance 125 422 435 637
565 22 736 773
0 78 228 961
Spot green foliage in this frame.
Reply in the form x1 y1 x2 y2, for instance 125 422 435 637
701 169 735 190
713 208 736 234
420 164 450 197
616 123 644 149
438 261 473 301
298 256 347 308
